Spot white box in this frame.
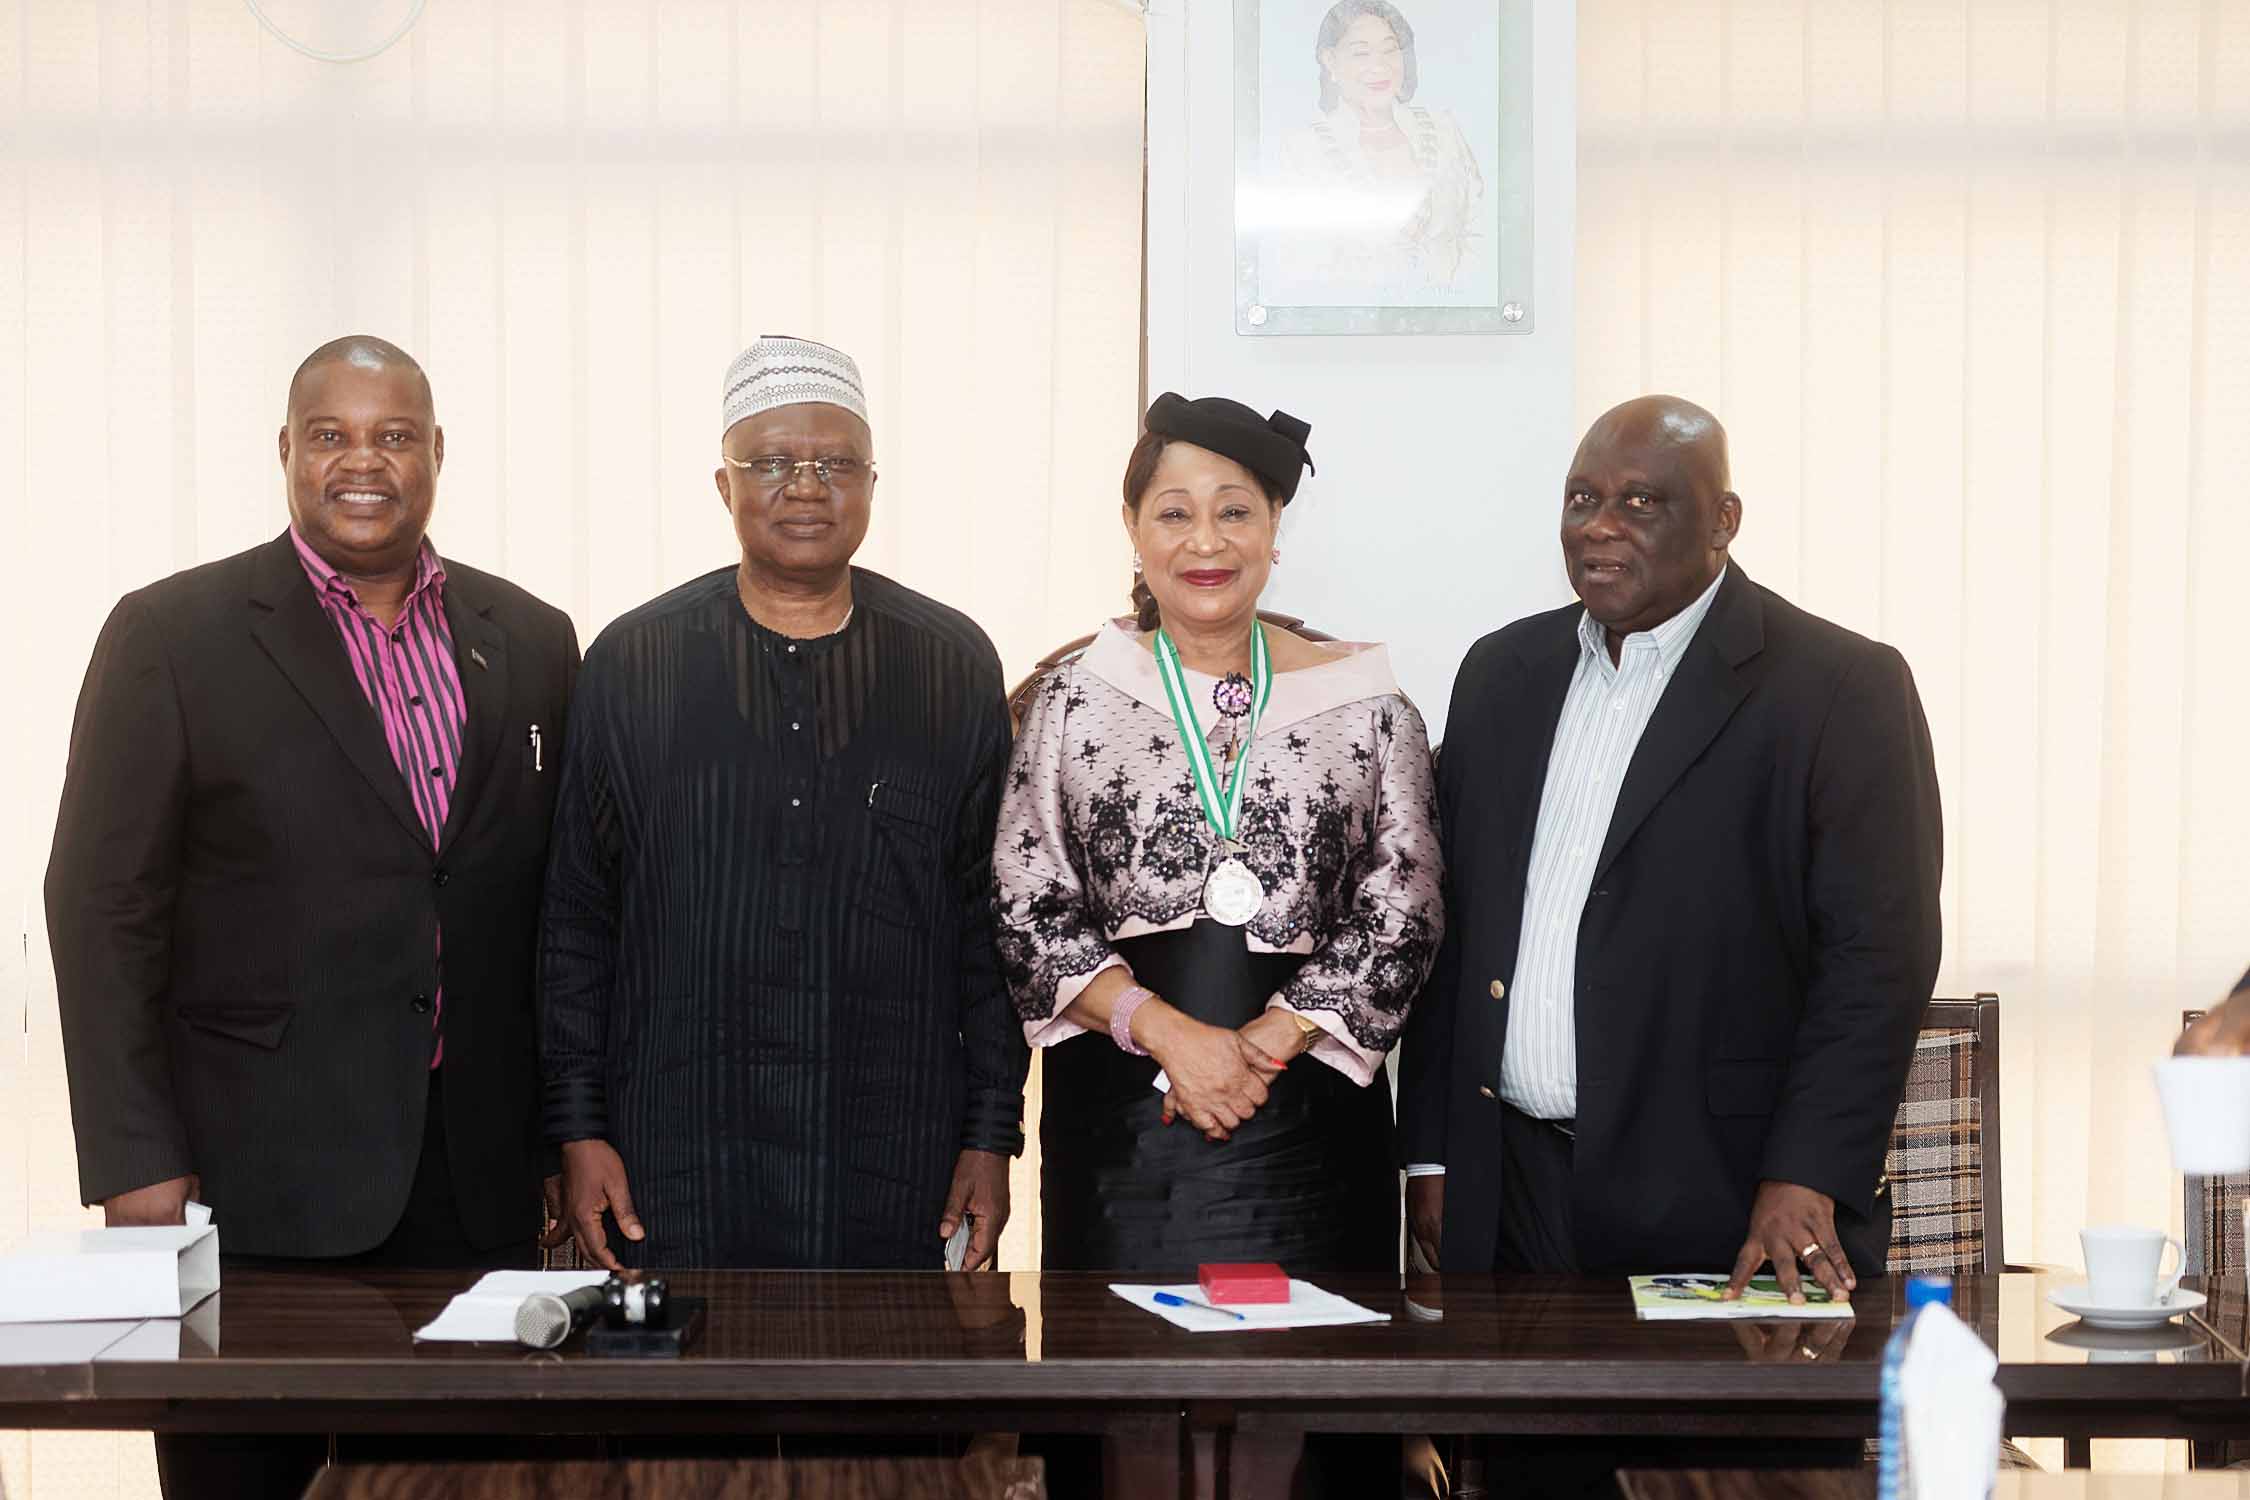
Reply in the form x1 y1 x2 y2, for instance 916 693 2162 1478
0 1225 220 1324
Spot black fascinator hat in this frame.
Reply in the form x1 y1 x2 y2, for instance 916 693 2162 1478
1143 392 1316 502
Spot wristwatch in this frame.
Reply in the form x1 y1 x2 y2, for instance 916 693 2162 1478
1283 1010 1325 1054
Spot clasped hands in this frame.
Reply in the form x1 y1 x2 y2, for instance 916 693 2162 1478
1143 1006 1309 1142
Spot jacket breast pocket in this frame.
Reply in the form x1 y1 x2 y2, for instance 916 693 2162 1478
852 779 948 930
177 1003 295 1051
1707 1059 1783 1118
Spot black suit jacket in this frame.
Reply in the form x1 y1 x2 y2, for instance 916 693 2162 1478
46 531 579 1258
1398 567 1943 1277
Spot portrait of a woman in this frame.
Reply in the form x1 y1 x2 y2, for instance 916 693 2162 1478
1270 0 1488 303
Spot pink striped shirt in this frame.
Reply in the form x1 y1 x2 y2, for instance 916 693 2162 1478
290 528 467 1067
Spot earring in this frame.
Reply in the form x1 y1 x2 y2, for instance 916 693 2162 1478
1271 547 1282 565
1131 554 1144 574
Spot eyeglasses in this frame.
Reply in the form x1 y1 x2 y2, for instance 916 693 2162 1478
722 454 878 488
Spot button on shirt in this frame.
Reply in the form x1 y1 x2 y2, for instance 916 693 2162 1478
290 528 466 1067
1499 566 1728 1120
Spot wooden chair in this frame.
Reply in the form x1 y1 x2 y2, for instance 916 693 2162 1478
1005 611 1333 727
2181 1009 2249 1281
2179 1008 2249 1470
1867 995 2054 1467
1884 994 2005 1276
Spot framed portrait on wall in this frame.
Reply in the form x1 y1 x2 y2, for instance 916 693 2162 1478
1234 0 1534 335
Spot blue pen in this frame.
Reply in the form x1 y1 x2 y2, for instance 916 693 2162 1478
1153 1292 1246 1321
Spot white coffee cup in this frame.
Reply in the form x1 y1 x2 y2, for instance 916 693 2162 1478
2152 1056 2250 1175
2080 1226 2184 1308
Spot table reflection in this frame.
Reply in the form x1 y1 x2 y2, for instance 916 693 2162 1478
42 1271 2250 1376
1728 1319 1859 1366
156 1269 1035 1365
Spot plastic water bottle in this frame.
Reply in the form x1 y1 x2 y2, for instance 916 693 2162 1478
1877 1275 1955 1500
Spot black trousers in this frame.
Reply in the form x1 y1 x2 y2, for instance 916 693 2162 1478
1495 1101 1583 1274
155 1071 542 1500
1478 1103 1858 1498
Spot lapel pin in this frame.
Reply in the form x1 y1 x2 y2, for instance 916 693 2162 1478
470 647 489 671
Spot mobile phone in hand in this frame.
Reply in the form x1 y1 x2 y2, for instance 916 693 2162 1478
944 1214 975 1271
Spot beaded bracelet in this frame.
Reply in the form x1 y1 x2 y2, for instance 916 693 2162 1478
1110 984 1157 1056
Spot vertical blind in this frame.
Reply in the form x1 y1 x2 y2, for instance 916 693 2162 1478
0 2 1144 1494
1578 0 2250 1289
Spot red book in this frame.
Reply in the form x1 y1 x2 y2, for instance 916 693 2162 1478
1198 1262 1291 1306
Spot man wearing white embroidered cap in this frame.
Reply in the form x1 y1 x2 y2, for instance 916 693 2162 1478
709 333 878 626
543 336 1028 1273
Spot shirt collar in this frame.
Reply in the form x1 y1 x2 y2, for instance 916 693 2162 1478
1576 563 1729 671
290 527 447 613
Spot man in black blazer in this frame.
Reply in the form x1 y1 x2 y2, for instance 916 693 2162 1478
1400 395 1943 1307
45 336 578 1498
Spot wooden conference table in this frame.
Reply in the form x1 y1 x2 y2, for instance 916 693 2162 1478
3 1271 2247 1499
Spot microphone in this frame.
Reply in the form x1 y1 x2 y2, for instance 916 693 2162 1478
515 1283 609 1349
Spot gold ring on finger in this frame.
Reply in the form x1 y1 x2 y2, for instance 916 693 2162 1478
1800 1242 1825 1260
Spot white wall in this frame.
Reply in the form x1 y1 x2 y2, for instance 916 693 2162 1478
1143 0 1578 735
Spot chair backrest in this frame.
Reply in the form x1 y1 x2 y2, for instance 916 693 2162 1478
1885 993 2004 1275
2180 1008 2250 1278
1005 611 1335 728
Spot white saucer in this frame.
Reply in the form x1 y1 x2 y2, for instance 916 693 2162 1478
2045 1283 2205 1330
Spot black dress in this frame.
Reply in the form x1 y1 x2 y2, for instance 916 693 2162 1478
1040 917 1397 1275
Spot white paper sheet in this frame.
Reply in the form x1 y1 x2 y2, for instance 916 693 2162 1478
1108 1280 1390 1332
412 1270 608 1343
0 1224 220 1323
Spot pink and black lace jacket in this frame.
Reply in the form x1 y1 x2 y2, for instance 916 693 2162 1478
992 622 1444 1086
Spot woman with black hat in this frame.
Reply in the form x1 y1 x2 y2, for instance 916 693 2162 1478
993 392 1443 1282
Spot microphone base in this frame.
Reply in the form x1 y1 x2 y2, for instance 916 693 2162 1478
586 1296 705 1359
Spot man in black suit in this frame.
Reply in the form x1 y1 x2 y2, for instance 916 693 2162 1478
45 335 579 1498
1400 395 1943 1304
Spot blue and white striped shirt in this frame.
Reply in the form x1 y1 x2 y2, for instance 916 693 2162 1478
1497 566 1728 1119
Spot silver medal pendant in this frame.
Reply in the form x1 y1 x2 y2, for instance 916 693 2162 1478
1202 856 1266 927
